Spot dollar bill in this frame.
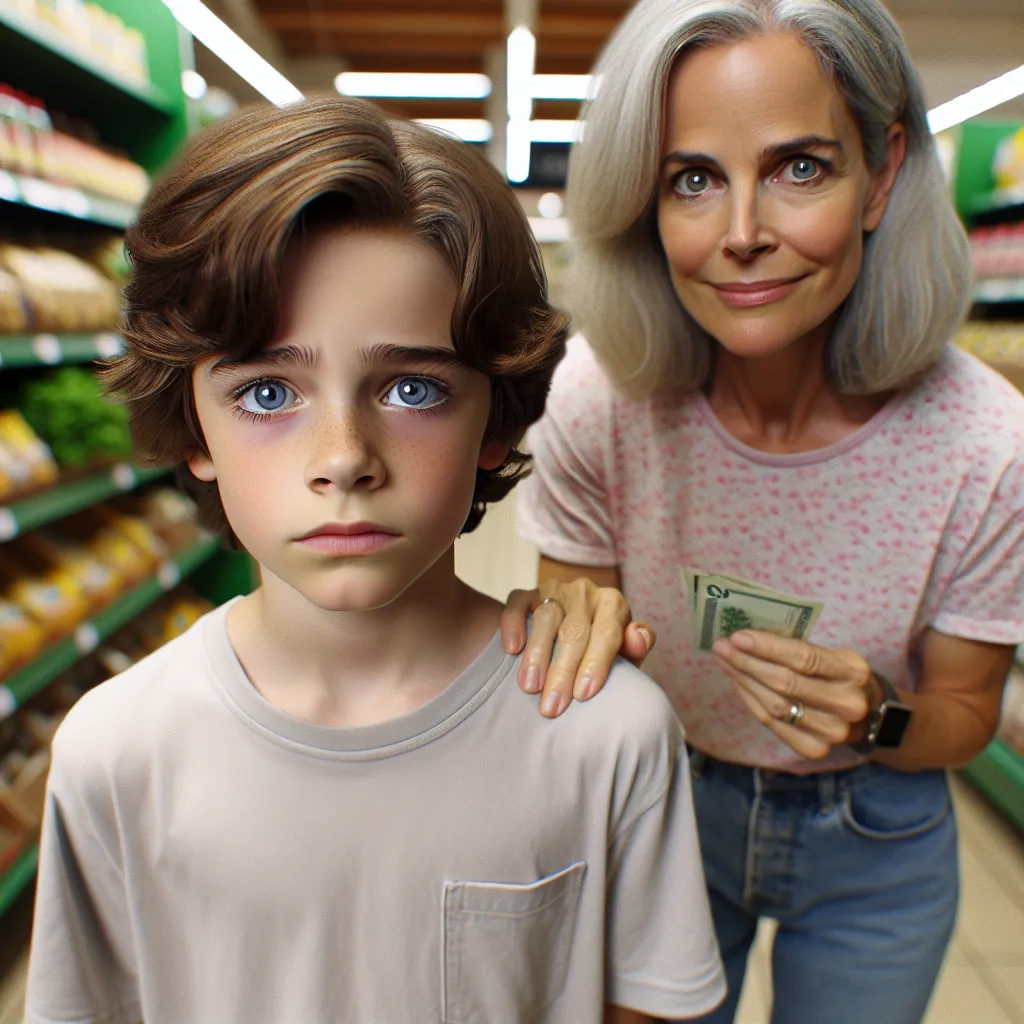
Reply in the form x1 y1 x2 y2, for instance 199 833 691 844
682 568 823 651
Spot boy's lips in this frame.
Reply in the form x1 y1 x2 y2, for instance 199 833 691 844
296 522 400 556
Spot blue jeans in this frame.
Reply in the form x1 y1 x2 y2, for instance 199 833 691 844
681 752 959 1024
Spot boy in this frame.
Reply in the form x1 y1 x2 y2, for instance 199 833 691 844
25 96 725 1023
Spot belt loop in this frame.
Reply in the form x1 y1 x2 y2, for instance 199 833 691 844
818 772 837 814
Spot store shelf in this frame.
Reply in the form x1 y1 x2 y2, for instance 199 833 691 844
0 8 173 115
0 331 124 369
964 185 1024 225
0 169 137 229
0 842 38 918
0 533 220 721
960 738 1024 833
0 464 169 541
973 279 1024 304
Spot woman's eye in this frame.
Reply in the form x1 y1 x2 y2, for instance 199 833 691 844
781 158 823 184
384 377 446 410
675 170 713 197
237 379 297 415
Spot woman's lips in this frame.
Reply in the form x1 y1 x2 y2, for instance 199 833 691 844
711 277 805 308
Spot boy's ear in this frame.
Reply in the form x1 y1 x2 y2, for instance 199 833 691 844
477 440 511 471
186 448 217 482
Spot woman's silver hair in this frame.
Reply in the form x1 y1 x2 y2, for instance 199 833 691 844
567 0 971 399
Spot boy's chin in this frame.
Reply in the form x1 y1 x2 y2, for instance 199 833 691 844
286 574 422 614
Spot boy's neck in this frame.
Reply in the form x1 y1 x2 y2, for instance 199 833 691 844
224 550 504 729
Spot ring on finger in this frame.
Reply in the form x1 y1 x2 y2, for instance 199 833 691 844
539 597 564 614
784 701 805 725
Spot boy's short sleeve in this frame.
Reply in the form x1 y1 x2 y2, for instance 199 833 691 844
931 456 1024 645
517 337 619 567
25 712 141 1024
604 717 726 1017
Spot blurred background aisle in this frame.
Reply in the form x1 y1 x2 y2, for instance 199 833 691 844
0 0 1022 1020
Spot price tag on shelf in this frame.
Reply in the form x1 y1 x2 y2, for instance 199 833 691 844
95 333 124 359
74 622 100 654
111 463 136 491
0 508 17 542
157 561 181 590
0 685 15 721
32 334 62 365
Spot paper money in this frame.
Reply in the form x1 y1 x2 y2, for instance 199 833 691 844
683 568 823 651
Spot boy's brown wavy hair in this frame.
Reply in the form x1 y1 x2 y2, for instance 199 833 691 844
103 95 568 541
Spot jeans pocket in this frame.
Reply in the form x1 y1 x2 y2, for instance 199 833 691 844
840 768 952 841
441 862 586 1024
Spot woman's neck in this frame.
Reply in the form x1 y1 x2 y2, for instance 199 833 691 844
706 331 888 454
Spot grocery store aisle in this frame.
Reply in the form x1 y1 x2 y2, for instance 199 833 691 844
1 493 1021 1023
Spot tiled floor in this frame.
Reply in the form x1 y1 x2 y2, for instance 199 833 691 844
2 493 1022 1022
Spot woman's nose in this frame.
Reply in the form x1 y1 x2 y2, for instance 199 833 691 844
723 185 776 261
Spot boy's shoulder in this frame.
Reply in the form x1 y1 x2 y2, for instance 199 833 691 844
52 606 219 773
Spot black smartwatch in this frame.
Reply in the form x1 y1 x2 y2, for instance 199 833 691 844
849 673 912 754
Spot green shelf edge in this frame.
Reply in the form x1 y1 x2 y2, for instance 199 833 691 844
960 738 1024 833
0 533 221 718
0 170 137 229
1 465 169 538
0 9 173 115
0 332 125 368
0 842 38 918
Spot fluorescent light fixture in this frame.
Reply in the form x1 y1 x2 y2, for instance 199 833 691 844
161 0 302 106
927 63 1024 134
336 72 491 99
532 74 592 100
415 119 493 143
537 192 564 219
529 120 580 144
181 69 208 100
507 118 532 183
507 27 536 122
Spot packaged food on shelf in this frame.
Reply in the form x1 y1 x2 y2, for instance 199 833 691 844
955 322 1024 392
0 746 48 838
21 366 133 468
61 505 161 588
0 596 46 679
0 537 89 640
113 485 201 550
0 409 59 501
994 125 1024 192
0 266 29 333
18 527 122 608
969 223 1024 282
90 504 168 564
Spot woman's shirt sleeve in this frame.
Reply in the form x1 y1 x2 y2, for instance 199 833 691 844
517 337 620 567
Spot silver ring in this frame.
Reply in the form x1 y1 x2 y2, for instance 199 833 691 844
785 701 805 725
539 597 563 614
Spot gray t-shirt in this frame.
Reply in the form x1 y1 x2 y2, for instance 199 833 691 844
26 601 725 1023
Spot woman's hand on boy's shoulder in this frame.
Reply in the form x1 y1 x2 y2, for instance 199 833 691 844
500 561 656 720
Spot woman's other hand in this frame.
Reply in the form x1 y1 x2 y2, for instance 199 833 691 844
500 560 656 719
713 631 877 759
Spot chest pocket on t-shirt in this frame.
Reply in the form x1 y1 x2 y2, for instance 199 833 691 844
441 861 586 1024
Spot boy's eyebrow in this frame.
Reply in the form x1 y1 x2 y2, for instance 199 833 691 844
360 343 468 371
209 344 319 376
661 135 844 170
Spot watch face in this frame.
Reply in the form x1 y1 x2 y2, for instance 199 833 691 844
875 704 912 747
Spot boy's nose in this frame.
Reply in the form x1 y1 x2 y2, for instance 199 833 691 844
303 414 386 494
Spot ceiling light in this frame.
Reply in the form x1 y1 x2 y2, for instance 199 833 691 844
927 64 1024 134
161 0 302 106
336 73 491 99
506 27 536 183
530 120 580 144
537 192 564 219
507 118 532 183
181 69 208 100
415 119 493 143
532 75 591 100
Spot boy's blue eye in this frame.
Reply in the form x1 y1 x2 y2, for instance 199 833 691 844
385 377 445 410
238 380 296 414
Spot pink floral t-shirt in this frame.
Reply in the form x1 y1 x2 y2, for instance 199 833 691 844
518 337 1024 772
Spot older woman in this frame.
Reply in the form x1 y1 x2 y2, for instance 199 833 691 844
500 1 1024 1022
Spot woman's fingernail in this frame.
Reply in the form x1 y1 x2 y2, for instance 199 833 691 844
637 626 653 651
541 691 564 717
731 631 754 650
523 665 540 693
574 676 595 701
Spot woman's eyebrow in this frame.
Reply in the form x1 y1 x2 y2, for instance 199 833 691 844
209 344 319 377
661 135 844 171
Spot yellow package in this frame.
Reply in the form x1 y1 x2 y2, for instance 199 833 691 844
61 509 154 588
0 410 59 495
19 531 122 610
91 506 168 564
0 544 89 641
0 598 46 681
